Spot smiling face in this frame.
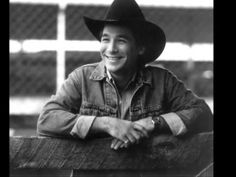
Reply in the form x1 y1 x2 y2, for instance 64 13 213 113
100 24 143 76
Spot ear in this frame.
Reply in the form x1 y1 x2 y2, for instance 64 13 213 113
138 47 145 55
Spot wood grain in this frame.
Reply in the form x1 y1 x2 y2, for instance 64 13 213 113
10 132 213 175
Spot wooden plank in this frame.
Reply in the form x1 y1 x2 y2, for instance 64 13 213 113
10 132 213 175
10 169 73 177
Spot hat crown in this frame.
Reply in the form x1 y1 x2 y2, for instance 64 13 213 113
105 0 145 21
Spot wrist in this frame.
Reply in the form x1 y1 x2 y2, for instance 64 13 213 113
152 115 172 134
104 117 121 135
92 116 111 134
103 116 113 134
151 116 161 129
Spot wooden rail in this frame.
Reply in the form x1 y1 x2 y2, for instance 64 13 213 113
10 132 213 177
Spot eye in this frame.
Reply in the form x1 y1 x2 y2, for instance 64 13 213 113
118 38 127 43
101 37 109 43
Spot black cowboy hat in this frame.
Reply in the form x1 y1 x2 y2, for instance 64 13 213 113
83 0 166 64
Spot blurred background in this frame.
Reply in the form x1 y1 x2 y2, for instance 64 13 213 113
9 0 213 137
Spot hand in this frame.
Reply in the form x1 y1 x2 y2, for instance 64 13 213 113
110 128 146 150
107 118 149 144
110 138 130 150
110 117 156 150
134 117 155 133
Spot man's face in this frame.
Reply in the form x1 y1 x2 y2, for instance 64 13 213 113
100 24 141 75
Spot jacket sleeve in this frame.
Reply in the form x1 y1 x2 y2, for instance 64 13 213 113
36 70 96 139
161 70 213 135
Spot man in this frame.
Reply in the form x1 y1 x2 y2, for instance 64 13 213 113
37 0 213 150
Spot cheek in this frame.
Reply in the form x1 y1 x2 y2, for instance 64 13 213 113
126 47 138 57
100 44 106 54
119 46 131 55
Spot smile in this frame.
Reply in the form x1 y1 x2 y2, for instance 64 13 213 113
105 55 123 60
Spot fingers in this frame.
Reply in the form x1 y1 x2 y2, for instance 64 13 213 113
121 123 148 144
110 138 118 149
133 123 149 138
109 120 148 146
111 133 143 150
111 138 129 150
120 142 128 148
120 140 131 148
114 140 124 150
126 133 136 144
124 124 148 145
130 130 142 144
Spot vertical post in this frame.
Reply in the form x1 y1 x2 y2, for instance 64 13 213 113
185 58 195 91
56 3 66 91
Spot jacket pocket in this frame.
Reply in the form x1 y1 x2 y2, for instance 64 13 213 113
80 101 117 117
130 105 163 121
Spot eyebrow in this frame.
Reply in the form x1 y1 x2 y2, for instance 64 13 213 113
101 33 132 40
101 34 109 38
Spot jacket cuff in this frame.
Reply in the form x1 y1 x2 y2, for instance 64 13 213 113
160 112 187 136
70 115 96 139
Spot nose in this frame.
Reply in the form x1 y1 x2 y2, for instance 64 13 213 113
107 40 118 53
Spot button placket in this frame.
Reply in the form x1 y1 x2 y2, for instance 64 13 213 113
104 79 120 117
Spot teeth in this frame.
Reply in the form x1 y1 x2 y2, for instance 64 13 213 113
106 56 120 60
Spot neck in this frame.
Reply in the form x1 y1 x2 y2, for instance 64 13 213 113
110 69 137 91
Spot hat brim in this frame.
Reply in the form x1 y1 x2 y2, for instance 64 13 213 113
83 16 166 64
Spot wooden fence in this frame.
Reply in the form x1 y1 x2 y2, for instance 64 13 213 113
10 132 213 177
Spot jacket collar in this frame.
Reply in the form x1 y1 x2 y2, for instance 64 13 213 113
89 61 152 87
139 67 152 87
89 61 107 81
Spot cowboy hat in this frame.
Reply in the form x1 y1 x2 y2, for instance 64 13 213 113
83 0 166 64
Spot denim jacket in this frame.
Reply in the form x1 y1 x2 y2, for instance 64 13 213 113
37 61 213 138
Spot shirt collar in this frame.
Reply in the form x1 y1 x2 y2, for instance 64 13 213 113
106 68 113 81
89 61 152 87
106 68 138 89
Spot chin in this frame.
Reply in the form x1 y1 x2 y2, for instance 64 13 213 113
105 60 126 73
106 65 122 73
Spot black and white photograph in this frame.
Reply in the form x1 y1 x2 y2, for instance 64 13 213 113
10 0 213 176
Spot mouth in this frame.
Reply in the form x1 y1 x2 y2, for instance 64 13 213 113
105 55 123 61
